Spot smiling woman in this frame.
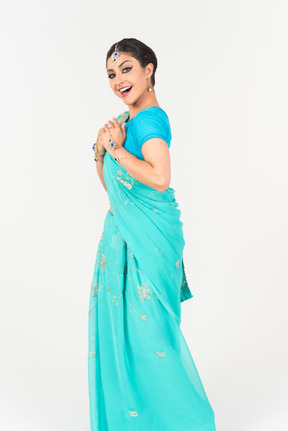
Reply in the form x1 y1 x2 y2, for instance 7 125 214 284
88 37 216 431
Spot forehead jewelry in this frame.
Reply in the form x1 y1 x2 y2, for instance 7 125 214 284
111 42 120 64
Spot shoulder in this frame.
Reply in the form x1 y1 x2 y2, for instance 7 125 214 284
134 107 170 125
132 107 172 147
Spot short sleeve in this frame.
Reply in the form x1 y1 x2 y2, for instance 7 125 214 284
132 110 171 149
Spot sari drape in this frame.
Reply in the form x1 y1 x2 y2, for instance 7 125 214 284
88 150 216 430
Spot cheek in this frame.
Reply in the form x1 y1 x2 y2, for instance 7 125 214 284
130 74 144 89
110 81 117 92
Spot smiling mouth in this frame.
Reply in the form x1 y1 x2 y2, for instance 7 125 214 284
119 86 132 97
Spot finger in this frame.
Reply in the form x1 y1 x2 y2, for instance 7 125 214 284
107 120 115 128
112 116 120 128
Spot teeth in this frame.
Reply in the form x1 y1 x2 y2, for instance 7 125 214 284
120 86 132 93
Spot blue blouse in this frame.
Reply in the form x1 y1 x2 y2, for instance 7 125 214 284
116 106 172 161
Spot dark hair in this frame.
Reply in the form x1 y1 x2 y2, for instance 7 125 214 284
106 38 158 87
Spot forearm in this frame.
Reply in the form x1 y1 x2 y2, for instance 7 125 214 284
107 146 162 191
95 159 107 191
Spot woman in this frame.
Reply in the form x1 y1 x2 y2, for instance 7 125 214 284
88 38 216 431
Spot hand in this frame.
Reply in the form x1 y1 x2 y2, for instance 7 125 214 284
95 127 106 156
99 116 127 153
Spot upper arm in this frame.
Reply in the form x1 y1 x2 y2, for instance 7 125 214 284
133 110 172 191
141 138 171 190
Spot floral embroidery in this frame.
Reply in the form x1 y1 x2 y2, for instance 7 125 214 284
127 249 134 258
117 169 123 176
100 254 107 271
181 275 188 291
117 176 133 189
91 281 99 296
176 259 180 268
139 314 148 320
126 171 135 179
112 294 122 306
111 232 123 250
137 283 152 301
156 352 166 358
129 411 138 417
88 351 95 358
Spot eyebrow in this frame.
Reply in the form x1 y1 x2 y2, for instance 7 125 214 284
106 60 132 72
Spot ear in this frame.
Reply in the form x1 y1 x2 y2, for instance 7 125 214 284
146 62 154 78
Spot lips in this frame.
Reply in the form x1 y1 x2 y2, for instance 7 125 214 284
119 86 132 97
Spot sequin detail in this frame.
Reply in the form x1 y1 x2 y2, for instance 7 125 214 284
129 411 138 417
156 352 166 358
88 351 95 358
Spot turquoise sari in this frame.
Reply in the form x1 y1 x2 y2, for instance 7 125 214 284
88 114 216 430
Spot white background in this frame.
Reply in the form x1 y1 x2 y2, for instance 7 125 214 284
0 1 287 430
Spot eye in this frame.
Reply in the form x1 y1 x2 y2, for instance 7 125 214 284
122 67 132 73
107 66 133 79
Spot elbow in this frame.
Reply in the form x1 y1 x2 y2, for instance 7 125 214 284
154 175 170 193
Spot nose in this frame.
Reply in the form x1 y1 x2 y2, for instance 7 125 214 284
115 78 124 90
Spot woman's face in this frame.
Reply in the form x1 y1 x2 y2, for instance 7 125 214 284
106 52 153 105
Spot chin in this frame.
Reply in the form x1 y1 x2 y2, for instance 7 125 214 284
123 98 135 106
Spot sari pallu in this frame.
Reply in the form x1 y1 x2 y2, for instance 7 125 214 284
104 150 193 325
88 151 216 430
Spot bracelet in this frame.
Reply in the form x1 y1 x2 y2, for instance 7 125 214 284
107 127 136 164
92 135 105 164
111 146 136 163
114 153 136 163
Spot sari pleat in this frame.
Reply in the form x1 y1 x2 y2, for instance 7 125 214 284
88 151 216 430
